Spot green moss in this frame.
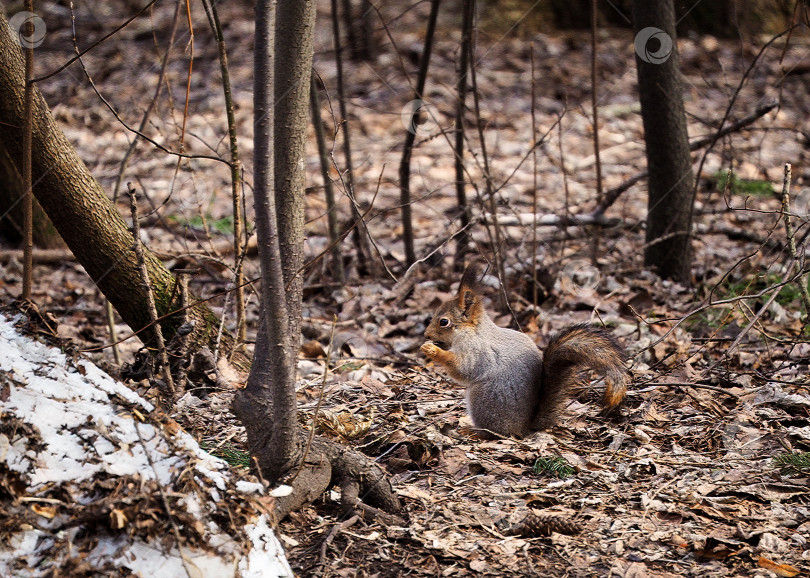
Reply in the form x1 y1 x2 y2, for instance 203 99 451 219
201 441 252 470
168 214 234 235
773 451 810 475
712 170 774 198
533 456 574 479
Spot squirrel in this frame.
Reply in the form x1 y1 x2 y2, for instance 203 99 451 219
420 267 629 437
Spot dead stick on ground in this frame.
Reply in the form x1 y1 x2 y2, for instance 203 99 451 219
128 183 175 402
319 515 359 565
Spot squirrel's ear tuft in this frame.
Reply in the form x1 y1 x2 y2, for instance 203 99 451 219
457 266 482 316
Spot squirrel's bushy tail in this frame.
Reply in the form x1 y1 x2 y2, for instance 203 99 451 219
532 324 628 429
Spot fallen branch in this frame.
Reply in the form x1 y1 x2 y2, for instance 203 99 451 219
319 515 359 565
482 212 621 228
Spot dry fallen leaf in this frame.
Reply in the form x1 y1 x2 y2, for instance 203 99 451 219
31 503 56 519
757 556 800 577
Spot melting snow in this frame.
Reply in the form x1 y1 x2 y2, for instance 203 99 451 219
0 312 293 577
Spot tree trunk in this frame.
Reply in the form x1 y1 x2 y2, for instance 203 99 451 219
0 12 240 361
275 0 314 345
632 0 695 283
232 0 401 519
231 0 310 483
399 0 441 266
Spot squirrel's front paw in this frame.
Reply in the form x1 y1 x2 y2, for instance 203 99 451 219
421 341 442 358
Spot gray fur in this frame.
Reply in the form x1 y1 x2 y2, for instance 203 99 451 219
449 313 542 436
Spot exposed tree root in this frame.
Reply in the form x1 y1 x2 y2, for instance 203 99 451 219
272 434 404 525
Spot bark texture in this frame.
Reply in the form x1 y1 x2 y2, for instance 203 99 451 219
275 0 314 344
632 0 696 283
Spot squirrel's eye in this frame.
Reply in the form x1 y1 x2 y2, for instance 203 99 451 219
439 318 451 328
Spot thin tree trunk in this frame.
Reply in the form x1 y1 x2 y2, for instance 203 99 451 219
453 0 473 263
358 0 375 62
232 0 316 483
330 0 374 275
310 73 344 281
399 0 441 266
275 0 315 343
632 0 695 282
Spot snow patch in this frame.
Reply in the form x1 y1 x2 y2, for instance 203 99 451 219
0 312 293 577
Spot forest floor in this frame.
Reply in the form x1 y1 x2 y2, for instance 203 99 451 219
3 0 810 575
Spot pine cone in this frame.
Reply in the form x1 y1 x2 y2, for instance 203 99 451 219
502 512 581 537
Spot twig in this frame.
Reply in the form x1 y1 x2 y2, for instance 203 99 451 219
65 2 226 166
722 260 794 360
290 316 337 485
80 191 385 354
128 183 175 402
635 382 740 400
21 1 34 302
590 0 603 203
289 165 390 289
453 0 474 263
589 0 603 264
690 27 794 205
33 0 160 83
630 265 809 362
200 0 246 345
780 163 810 319
111 0 181 204
719 165 806 359
106 0 183 367
179 0 194 158
172 270 192 393
319 515 360 565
